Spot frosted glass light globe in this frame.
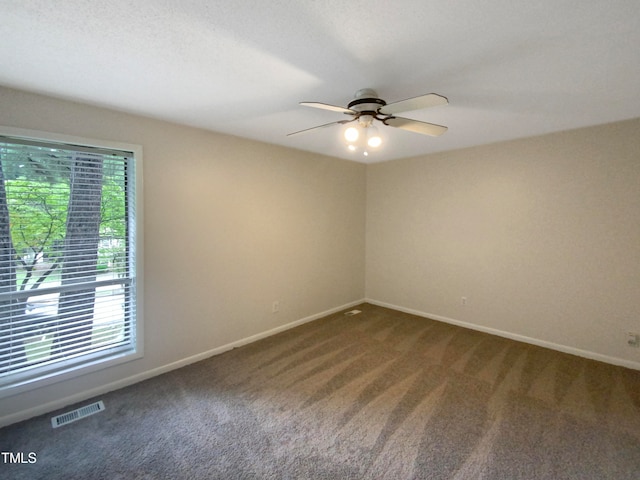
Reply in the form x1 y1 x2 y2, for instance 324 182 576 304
344 126 359 142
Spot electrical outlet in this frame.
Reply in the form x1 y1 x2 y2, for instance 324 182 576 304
272 301 280 313
627 332 639 348
461 297 468 306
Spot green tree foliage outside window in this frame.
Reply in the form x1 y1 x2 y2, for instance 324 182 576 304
3 158 126 291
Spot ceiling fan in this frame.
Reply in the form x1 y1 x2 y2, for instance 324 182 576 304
287 88 448 154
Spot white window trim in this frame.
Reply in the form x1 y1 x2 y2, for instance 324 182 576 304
0 126 143 399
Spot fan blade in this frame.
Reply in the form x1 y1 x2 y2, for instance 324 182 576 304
379 93 448 115
287 119 353 137
300 102 356 115
384 117 448 136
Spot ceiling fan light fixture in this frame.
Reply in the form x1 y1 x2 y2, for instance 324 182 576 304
291 89 448 158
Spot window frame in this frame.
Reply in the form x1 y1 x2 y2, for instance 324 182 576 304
0 126 143 398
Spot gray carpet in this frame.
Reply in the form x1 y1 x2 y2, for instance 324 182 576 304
2 303 639 479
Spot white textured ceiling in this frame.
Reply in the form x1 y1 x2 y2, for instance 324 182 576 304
1 0 639 163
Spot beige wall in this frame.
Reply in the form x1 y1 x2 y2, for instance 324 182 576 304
1 85 638 425
0 87 366 424
367 118 640 368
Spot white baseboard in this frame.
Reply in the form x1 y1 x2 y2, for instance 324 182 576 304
366 298 640 371
0 299 365 428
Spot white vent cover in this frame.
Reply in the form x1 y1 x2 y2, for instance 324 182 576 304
51 401 105 428
344 309 362 316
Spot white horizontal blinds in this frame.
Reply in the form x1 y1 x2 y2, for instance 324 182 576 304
0 137 135 384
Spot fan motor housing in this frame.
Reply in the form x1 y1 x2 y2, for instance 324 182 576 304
348 88 386 113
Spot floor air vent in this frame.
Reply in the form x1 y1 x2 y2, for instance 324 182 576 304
51 400 105 428
344 309 362 316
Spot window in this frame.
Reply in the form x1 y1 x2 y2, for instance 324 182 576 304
0 129 142 396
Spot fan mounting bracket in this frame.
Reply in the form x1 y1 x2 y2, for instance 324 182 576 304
349 110 394 127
